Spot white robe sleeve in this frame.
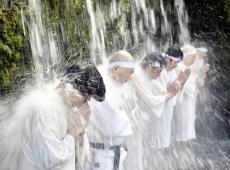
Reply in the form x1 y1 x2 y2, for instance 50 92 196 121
137 80 166 118
28 109 75 170
140 90 166 118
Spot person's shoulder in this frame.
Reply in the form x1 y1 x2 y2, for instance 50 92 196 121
19 88 63 114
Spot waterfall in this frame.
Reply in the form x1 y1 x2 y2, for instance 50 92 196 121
21 0 62 83
174 0 191 44
86 0 190 62
86 0 107 64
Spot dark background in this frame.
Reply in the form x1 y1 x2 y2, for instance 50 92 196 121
185 0 230 140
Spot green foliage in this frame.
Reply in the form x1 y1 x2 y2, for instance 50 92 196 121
0 4 30 88
41 0 91 62
121 0 130 13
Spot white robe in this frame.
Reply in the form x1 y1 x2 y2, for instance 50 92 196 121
144 79 168 149
172 61 201 141
157 68 178 148
123 66 167 170
87 66 132 170
19 89 75 170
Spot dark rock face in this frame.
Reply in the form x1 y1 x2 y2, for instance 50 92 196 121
184 0 230 140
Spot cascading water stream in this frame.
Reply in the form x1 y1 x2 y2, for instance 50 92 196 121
85 0 187 62
174 0 191 44
22 0 62 83
1 0 229 169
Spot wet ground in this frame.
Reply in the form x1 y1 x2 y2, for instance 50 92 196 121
146 139 230 170
173 140 230 170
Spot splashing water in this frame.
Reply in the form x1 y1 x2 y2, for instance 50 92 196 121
0 0 65 169
0 0 230 169
23 0 62 83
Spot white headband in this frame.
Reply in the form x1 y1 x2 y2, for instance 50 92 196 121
165 54 181 61
107 61 135 68
196 48 207 53
184 51 196 57
151 62 161 68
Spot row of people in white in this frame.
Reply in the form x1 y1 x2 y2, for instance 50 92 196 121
86 45 208 170
0 45 208 170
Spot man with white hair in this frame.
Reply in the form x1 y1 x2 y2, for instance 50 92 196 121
86 50 135 170
173 45 209 141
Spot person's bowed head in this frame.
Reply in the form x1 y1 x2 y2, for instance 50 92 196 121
108 50 135 83
140 52 165 80
181 45 197 66
164 44 184 70
60 64 106 144
180 45 209 88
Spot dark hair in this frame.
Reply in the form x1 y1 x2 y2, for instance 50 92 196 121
141 52 165 69
165 44 183 61
64 64 106 102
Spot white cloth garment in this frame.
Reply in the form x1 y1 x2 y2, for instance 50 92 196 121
191 57 204 74
173 62 200 141
87 66 132 170
157 68 178 148
20 89 75 170
121 67 146 170
123 66 167 170
15 88 75 170
144 79 168 149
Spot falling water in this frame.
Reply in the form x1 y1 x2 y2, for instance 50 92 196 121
22 0 62 83
86 0 160 62
0 0 229 169
86 0 188 62
0 0 67 169
174 0 191 44
86 0 107 64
